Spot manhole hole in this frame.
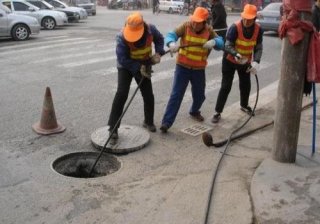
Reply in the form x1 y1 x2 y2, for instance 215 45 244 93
52 152 121 178
181 124 213 136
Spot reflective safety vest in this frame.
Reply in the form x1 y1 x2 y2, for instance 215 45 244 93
177 23 210 69
226 21 260 64
127 28 153 61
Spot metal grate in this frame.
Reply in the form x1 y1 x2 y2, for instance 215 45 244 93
181 124 213 136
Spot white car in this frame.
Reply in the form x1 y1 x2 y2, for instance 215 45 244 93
0 4 40 40
1 0 68 30
159 0 183 14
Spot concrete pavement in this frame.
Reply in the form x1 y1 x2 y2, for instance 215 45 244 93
251 103 320 224
1 7 319 224
1 84 319 224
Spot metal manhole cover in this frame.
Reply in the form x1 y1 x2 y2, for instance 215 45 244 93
91 125 150 154
181 124 213 136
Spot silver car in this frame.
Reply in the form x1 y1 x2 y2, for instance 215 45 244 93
0 4 40 40
27 0 87 23
1 0 68 30
256 2 282 33
45 0 87 19
70 0 96 16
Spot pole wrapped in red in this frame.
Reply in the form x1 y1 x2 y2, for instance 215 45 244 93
279 0 313 45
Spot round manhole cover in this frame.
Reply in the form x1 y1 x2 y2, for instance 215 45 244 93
91 125 150 154
52 152 121 178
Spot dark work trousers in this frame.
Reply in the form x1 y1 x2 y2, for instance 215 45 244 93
215 57 251 113
107 68 155 132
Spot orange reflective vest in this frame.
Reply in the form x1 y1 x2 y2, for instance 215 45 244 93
226 21 260 64
127 28 153 61
177 23 210 69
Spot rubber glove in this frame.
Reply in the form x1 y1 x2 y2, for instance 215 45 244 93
203 39 216 49
151 53 161 65
247 61 260 75
169 42 179 57
140 65 151 79
234 53 248 65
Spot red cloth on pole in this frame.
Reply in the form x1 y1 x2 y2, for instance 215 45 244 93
307 30 320 83
278 0 313 45
283 0 312 12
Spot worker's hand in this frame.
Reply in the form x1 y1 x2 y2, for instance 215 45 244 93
234 53 242 63
247 61 260 75
234 53 248 65
203 39 216 49
169 42 179 57
151 53 161 65
140 65 151 79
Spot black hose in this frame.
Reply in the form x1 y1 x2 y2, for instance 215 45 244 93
203 74 259 224
210 120 274 147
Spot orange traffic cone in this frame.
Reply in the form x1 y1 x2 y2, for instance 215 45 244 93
32 87 66 135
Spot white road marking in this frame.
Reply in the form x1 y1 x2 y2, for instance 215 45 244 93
0 39 101 55
0 37 88 51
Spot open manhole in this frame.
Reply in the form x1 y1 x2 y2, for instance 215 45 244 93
52 152 121 178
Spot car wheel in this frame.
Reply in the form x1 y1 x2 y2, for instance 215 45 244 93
11 24 30 41
42 17 56 30
168 7 173 14
92 12 96 16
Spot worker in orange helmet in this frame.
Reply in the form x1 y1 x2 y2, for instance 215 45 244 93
107 12 165 143
211 4 264 123
160 7 224 133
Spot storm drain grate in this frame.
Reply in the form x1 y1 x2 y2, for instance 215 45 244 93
181 124 213 136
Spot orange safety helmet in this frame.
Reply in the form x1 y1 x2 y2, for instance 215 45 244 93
241 4 257 20
123 12 145 42
190 7 209 23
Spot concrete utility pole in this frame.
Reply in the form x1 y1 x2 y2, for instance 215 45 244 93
272 0 312 163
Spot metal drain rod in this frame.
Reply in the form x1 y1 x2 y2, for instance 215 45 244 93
86 45 213 176
88 77 145 176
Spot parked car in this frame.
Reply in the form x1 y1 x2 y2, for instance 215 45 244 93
256 2 282 33
1 0 68 30
159 0 183 14
69 0 96 16
27 0 86 22
44 0 87 20
108 0 122 9
0 4 40 40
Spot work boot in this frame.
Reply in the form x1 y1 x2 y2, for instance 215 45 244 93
240 106 255 116
160 124 169 133
143 122 156 132
109 131 118 145
190 112 204 122
211 113 221 123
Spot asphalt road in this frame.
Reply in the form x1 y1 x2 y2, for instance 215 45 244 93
0 7 285 224
0 7 281 141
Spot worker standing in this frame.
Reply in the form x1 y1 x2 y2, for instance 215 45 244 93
312 0 320 31
211 0 227 41
107 12 165 143
211 4 263 123
160 7 224 133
